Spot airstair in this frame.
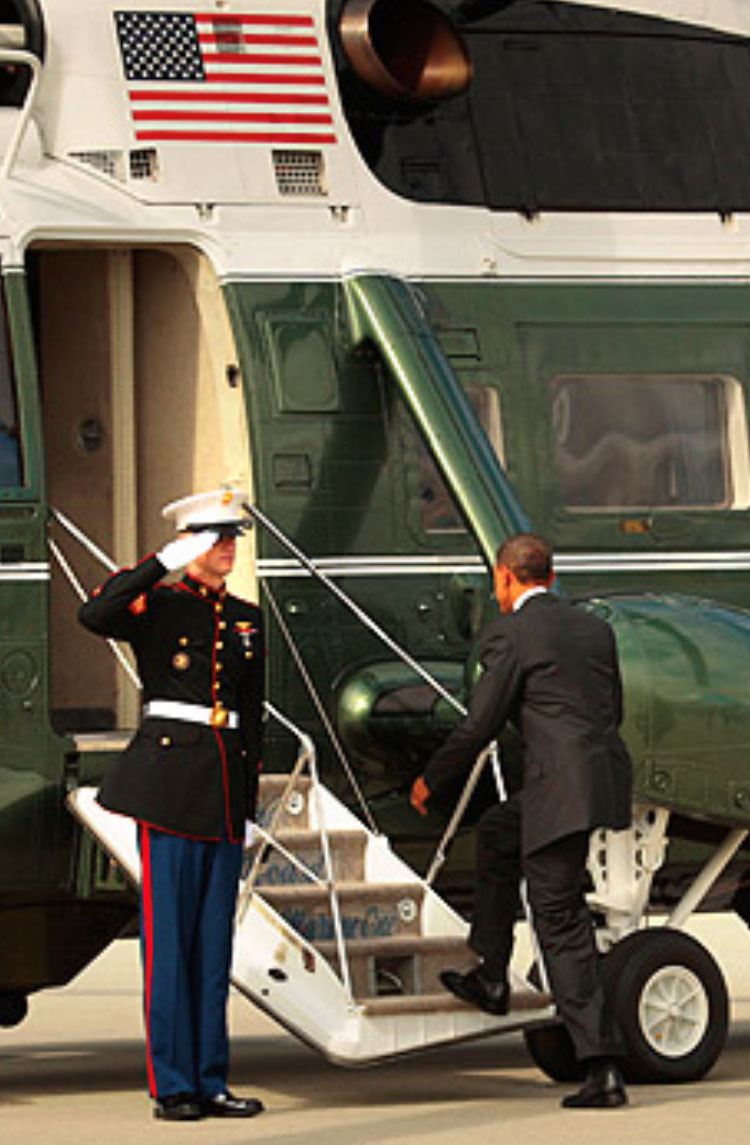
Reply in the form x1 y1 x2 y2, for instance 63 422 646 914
69 707 555 1065
59 505 736 1077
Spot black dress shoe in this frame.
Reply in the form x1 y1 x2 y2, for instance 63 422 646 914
561 1061 628 1109
201 1090 265 1118
153 1093 203 1121
440 967 509 1015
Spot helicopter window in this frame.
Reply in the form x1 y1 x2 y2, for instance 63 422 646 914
412 382 504 533
550 374 748 511
0 1 42 108
0 289 22 487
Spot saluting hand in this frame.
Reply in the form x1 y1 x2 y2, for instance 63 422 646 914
157 530 219 572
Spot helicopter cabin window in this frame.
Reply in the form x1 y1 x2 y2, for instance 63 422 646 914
0 291 22 487
551 374 749 511
413 383 504 533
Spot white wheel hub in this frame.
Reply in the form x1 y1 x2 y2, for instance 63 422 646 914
637 964 709 1058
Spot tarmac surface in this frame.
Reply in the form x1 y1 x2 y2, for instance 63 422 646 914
3 914 750 1145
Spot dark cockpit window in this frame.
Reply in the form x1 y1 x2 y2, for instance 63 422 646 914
0 289 23 487
332 0 750 213
403 382 504 533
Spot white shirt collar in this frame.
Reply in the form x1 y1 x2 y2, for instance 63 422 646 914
513 585 549 613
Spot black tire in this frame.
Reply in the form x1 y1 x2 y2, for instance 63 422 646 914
523 1020 585 1083
601 928 728 1084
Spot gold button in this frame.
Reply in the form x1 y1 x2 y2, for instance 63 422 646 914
200 586 207 596
159 736 171 747
179 636 189 646
219 620 227 630
216 641 223 650
216 662 223 672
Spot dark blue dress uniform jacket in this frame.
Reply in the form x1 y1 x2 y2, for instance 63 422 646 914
79 555 265 842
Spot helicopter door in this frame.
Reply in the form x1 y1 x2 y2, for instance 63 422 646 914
28 244 253 737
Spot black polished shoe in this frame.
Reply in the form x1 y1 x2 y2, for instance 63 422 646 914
439 967 509 1015
561 1061 628 1109
153 1093 203 1121
201 1090 265 1118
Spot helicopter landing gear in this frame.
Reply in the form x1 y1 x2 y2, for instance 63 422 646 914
523 928 728 1085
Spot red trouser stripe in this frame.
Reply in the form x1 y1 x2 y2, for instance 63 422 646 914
139 824 158 1098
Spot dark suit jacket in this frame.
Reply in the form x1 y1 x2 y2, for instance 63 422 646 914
423 592 632 855
79 557 264 841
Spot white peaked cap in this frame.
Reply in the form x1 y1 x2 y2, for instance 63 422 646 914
161 488 249 532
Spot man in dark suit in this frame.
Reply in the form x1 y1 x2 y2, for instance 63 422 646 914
411 533 632 1109
79 488 265 1122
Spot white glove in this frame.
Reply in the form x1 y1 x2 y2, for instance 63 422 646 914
244 820 258 849
157 530 219 572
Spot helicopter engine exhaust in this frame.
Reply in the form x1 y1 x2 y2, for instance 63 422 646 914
339 0 473 103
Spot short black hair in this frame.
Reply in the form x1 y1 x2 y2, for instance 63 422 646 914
495 533 553 584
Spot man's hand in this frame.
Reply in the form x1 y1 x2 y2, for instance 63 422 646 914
157 530 219 572
410 775 431 817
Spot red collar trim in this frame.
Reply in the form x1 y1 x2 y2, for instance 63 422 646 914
177 573 227 604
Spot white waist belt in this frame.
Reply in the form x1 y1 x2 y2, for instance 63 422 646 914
143 700 239 730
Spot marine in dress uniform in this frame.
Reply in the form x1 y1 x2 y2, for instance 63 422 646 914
411 533 633 1110
79 489 265 1121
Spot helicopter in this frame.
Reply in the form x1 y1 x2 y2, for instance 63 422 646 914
0 0 749 1085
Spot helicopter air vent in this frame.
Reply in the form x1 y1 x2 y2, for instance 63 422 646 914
68 150 126 182
339 0 472 104
272 149 327 197
129 148 159 181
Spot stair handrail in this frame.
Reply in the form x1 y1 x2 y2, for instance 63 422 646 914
236 702 355 1003
424 744 495 887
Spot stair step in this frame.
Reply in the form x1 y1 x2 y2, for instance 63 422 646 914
258 881 424 942
315 935 472 959
272 827 364 845
256 773 314 831
360 989 552 1017
255 828 366 886
315 933 479 997
259 773 314 791
260 881 422 904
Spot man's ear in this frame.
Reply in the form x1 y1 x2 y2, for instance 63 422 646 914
493 563 510 596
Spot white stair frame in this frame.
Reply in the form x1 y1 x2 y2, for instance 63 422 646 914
68 706 556 1064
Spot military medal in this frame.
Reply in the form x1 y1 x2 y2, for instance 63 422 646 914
235 620 255 656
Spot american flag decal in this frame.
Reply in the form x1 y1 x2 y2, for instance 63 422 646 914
115 10 337 145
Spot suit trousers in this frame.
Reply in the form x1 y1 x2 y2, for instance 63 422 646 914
138 825 243 1100
469 796 621 1061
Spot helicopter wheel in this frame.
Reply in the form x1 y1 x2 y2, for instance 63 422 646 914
523 1020 584 1083
524 927 727 1085
601 928 728 1083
